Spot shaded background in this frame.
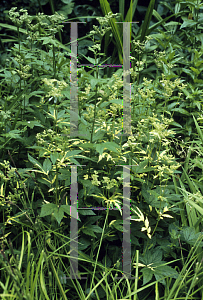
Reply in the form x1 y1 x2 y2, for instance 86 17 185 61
0 0 171 63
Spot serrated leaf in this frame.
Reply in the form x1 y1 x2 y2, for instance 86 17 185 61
78 238 91 250
82 55 99 65
43 158 52 174
141 268 153 285
5 129 22 139
139 248 178 286
82 228 96 237
56 110 66 120
140 248 162 266
65 150 82 158
58 3 74 16
181 226 201 244
95 142 120 156
77 142 94 150
53 207 64 225
109 219 128 232
28 153 45 173
92 130 105 142
50 152 61 164
40 203 57 217
86 224 103 233
131 235 140 246
154 265 178 285
132 160 154 174
40 37 59 46
90 78 101 89
60 205 70 216
78 123 91 140
18 121 44 129
78 209 96 215
85 216 102 225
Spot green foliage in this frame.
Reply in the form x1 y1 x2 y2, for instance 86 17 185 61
1 1 203 299
137 248 179 286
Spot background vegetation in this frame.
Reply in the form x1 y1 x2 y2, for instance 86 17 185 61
1 0 203 299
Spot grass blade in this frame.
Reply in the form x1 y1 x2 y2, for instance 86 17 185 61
140 0 155 42
99 0 123 64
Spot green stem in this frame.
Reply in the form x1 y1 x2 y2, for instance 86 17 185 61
55 166 59 205
53 43 56 78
